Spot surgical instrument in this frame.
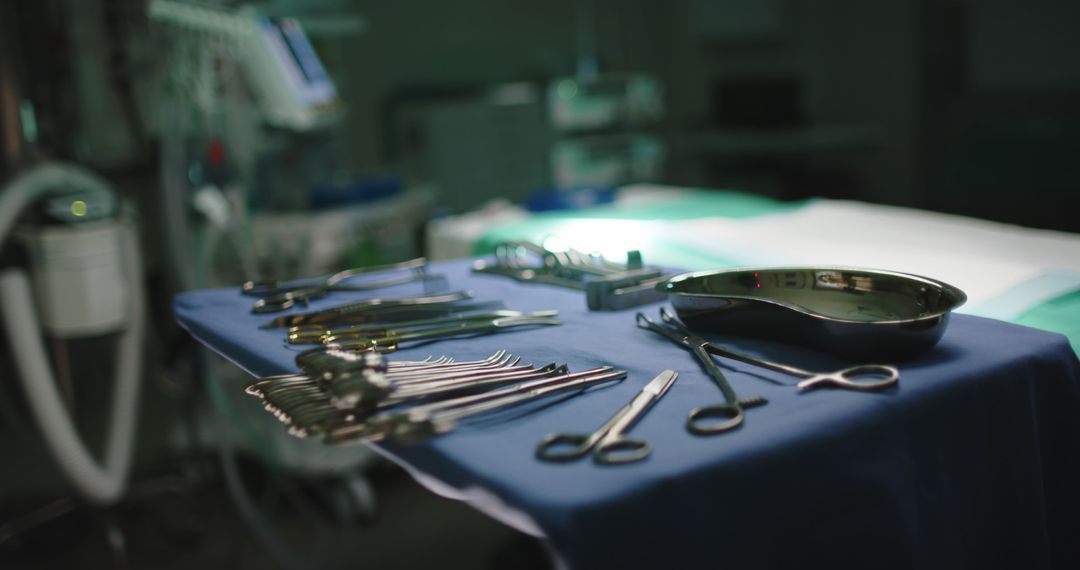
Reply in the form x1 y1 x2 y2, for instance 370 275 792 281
287 310 560 344
264 364 572 437
249 353 610 440
327 366 627 444
636 312 767 435
248 351 557 422
258 291 475 329
536 369 678 465
312 314 563 353
585 269 669 310
292 350 463 377
282 301 508 331
268 350 527 409
655 308 899 392
381 364 565 406
324 357 547 411
475 240 654 284
244 257 447 313
253 353 547 422
473 239 672 310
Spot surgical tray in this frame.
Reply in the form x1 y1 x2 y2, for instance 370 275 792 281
657 267 967 361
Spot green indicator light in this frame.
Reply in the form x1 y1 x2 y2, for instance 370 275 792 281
70 200 88 217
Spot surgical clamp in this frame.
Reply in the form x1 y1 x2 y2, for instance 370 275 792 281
655 308 900 392
258 291 476 329
316 314 563 353
636 312 767 435
536 369 678 465
288 310 561 344
244 258 446 313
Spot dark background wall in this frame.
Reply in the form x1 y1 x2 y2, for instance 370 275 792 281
2 0 1077 229
326 0 1076 230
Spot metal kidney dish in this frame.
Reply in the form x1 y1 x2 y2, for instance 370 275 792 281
657 267 967 361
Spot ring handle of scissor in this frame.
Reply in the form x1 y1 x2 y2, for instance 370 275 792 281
593 436 651 465
536 432 599 462
686 402 745 435
536 400 631 463
796 364 899 392
536 431 654 465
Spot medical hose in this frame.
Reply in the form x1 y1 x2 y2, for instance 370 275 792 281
0 162 144 506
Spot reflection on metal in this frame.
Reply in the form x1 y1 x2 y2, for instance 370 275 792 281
257 291 477 329
636 312 766 436
649 308 899 393
244 350 626 445
474 239 670 310
658 267 967 360
243 257 445 313
536 369 677 465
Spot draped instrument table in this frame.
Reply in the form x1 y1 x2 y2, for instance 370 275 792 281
174 260 1080 569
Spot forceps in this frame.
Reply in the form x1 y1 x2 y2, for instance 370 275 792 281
318 314 563 353
289 310 560 344
244 258 443 313
636 312 767 435
258 291 475 329
655 308 899 392
536 370 678 465
325 367 627 444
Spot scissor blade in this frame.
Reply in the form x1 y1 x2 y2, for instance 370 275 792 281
642 369 678 397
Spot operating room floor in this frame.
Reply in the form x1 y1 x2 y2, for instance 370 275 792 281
0 456 551 570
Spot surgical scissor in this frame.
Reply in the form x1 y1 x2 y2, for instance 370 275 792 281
636 312 766 435
536 369 678 465
244 258 444 313
655 308 899 392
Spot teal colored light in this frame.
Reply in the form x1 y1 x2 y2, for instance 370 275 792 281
556 79 579 100
1015 289 1080 355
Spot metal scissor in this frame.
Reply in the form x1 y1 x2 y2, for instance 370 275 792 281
243 258 443 313
636 312 766 435
654 308 899 393
536 369 678 465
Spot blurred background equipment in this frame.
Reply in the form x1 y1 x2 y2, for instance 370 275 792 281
149 3 392 565
151 0 429 291
149 0 343 132
386 0 666 216
2 0 1079 567
0 162 145 506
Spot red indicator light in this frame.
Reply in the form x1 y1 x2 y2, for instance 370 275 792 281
755 283 761 288
753 272 759 278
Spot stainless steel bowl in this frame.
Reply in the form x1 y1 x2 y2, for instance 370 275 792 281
657 267 967 361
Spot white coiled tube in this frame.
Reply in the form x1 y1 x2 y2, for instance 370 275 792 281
0 162 143 505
